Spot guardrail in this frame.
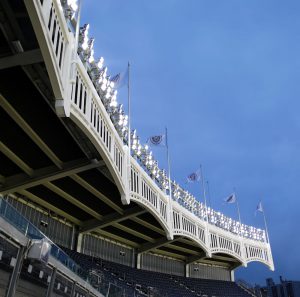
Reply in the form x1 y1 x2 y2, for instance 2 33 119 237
0 197 89 280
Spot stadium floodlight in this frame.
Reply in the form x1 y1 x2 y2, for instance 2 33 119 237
81 35 89 51
114 106 128 135
144 151 153 168
97 57 104 69
79 37 95 63
99 68 108 81
118 116 123 127
67 0 78 11
110 97 118 109
151 161 160 179
132 129 137 139
135 144 142 157
79 24 89 51
122 115 128 127
101 83 107 92
61 0 78 19
131 130 138 150
112 90 118 100
159 172 169 190
88 39 95 63
130 130 143 157
172 182 181 199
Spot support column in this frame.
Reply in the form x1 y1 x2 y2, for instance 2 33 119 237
132 248 136 268
230 269 235 282
76 233 83 253
71 224 77 250
185 263 190 278
71 281 77 297
6 246 25 297
46 267 57 297
136 253 141 269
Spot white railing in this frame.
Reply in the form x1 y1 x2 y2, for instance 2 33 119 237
26 0 274 271
130 159 171 238
69 56 127 197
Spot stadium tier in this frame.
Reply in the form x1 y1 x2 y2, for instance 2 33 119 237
62 246 256 297
0 0 274 296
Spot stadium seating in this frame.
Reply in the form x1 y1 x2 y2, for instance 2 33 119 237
62 247 253 297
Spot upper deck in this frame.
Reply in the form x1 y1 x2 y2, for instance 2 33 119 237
0 0 274 272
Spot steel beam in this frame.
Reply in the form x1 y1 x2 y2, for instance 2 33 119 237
44 182 102 220
0 141 33 176
94 229 140 248
138 237 181 254
70 174 123 214
0 95 63 169
18 189 81 225
131 217 165 235
113 222 155 242
0 49 43 69
164 243 199 255
185 252 207 264
0 158 103 194
80 207 146 233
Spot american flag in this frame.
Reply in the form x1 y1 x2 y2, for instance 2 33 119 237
110 73 120 84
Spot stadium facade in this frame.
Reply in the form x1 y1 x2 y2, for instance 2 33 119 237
0 0 274 296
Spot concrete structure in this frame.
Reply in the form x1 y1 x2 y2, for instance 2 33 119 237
0 0 274 289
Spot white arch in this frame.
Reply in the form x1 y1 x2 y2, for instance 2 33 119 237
130 196 172 240
211 251 246 267
69 111 127 202
246 259 275 271
173 230 210 257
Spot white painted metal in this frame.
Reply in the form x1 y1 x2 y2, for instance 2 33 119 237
25 0 274 271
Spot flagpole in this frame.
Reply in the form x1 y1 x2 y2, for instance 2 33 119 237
165 127 172 203
206 181 212 208
262 206 270 244
127 62 131 188
200 166 210 253
233 188 242 235
236 198 242 226
200 165 208 223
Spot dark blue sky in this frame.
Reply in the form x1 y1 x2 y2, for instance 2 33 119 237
82 0 300 285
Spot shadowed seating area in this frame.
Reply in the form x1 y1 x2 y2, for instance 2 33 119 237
62 247 254 297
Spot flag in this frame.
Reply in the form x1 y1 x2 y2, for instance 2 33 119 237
186 170 201 183
255 201 264 216
111 66 129 89
147 134 166 147
110 73 120 84
224 193 236 204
